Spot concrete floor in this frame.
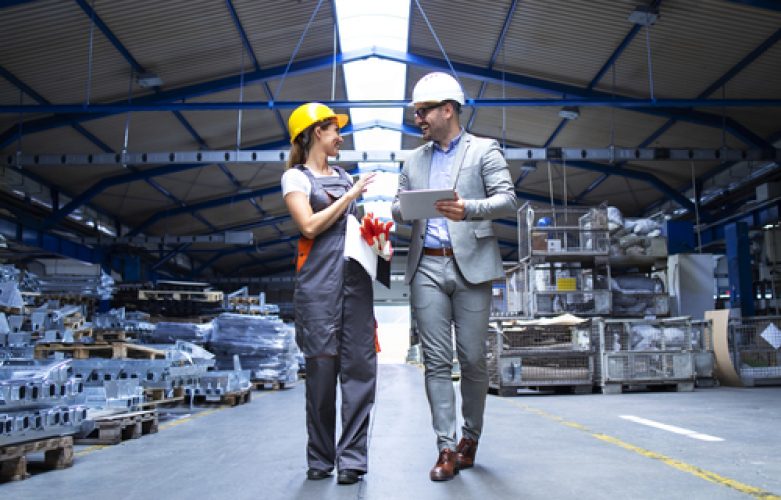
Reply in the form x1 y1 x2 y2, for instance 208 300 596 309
3 364 781 500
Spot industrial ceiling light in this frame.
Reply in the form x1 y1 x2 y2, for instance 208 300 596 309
628 5 659 26
558 106 580 120
136 72 163 88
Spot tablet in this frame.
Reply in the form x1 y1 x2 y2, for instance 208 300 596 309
398 188 456 220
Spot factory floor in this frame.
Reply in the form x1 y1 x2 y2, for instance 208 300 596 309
3 364 780 500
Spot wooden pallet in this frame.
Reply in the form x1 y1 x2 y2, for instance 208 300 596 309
138 289 223 302
188 388 252 407
75 410 159 445
0 436 73 482
92 329 137 342
251 380 292 391
140 387 186 407
600 381 695 394
34 341 165 360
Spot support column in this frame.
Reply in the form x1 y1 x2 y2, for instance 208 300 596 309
725 222 754 316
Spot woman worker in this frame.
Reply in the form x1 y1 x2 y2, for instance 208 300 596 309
281 102 377 486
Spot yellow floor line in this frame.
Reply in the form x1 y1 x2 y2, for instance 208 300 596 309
504 400 781 500
74 391 272 457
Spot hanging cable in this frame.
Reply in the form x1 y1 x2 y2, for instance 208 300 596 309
690 160 702 252
331 21 337 102
501 42 508 151
236 39 246 151
644 14 655 102
547 161 557 222
273 0 325 101
722 87 728 142
609 61 616 163
121 68 133 168
15 89 23 169
413 0 469 102
84 0 97 106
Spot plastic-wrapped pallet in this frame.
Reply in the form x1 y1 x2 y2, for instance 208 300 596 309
209 313 300 384
148 321 213 344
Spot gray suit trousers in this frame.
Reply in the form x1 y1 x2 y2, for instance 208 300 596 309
411 255 491 451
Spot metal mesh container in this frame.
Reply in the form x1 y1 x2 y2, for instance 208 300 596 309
728 316 781 386
518 202 609 262
510 261 611 317
691 319 716 386
592 317 695 393
487 318 593 396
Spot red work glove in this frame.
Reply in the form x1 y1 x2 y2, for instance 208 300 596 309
371 218 394 261
359 213 393 261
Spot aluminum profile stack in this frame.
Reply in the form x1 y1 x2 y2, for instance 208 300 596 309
187 356 251 401
0 359 88 446
71 358 209 396
35 271 115 300
210 313 300 384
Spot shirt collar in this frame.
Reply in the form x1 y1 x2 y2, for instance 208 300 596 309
433 128 465 154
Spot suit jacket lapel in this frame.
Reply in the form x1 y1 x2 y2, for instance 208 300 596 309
450 133 472 190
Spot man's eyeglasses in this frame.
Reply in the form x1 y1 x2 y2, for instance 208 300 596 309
413 101 446 120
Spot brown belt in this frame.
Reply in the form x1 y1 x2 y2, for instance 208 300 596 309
423 247 454 257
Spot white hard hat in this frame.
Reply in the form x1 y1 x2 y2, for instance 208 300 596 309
410 72 465 106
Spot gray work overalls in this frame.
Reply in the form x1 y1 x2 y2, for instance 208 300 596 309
293 165 376 474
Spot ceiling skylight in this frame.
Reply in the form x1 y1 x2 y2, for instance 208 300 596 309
334 0 410 220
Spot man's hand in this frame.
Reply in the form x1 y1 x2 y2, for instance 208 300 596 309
435 192 466 221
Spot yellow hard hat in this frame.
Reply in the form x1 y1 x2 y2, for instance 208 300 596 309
287 102 349 144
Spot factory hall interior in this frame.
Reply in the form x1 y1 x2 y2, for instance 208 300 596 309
1 1 780 499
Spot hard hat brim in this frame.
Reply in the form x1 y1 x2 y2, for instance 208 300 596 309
334 113 349 129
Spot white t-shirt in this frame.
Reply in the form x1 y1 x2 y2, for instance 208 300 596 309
281 167 340 198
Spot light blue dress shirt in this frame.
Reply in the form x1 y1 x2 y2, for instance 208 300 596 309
423 129 464 249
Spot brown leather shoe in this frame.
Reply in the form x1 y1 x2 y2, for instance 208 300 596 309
455 438 478 470
430 448 459 481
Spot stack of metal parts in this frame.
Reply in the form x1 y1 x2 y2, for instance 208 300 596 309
70 342 213 402
35 271 115 300
92 308 156 336
147 321 213 344
29 302 84 342
210 313 300 383
0 313 34 359
187 355 251 401
0 359 88 446
71 359 208 399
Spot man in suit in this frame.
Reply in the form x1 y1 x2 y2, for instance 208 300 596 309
391 72 518 481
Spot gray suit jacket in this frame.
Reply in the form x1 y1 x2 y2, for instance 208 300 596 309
391 132 518 285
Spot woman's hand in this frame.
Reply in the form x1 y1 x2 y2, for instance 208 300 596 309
346 172 377 201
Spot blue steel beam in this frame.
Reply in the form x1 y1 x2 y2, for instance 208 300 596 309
74 0 223 232
128 185 283 237
191 236 297 276
0 0 38 7
566 160 695 212
4 98 780 114
42 138 290 228
726 0 781 12
573 26 781 203
542 10 649 148
151 243 191 271
465 0 519 131
225 0 288 139
1 47 769 148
